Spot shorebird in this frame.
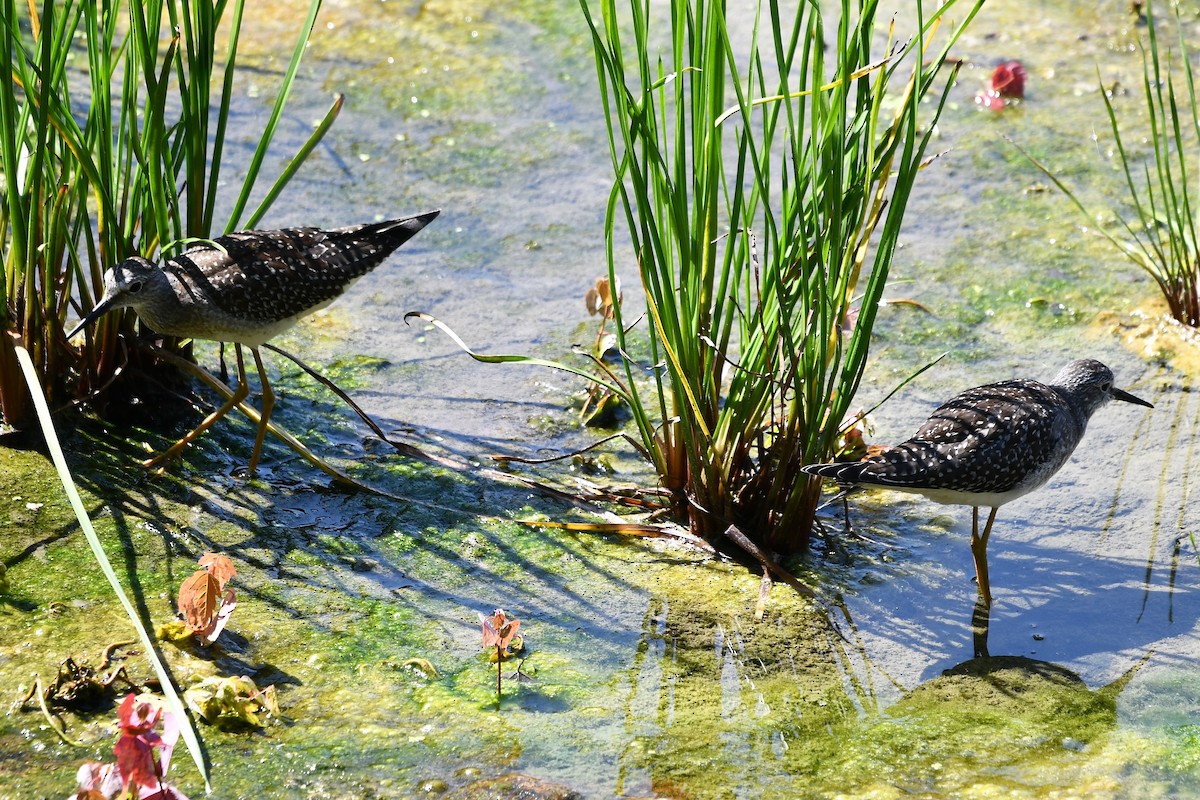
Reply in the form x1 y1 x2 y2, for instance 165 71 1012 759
68 210 440 472
802 359 1153 606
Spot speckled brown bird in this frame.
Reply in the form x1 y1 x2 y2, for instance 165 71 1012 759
802 359 1153 606
68 210 440 472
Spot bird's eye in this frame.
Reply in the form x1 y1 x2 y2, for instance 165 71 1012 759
1100 381 1112 392
128 281 143 294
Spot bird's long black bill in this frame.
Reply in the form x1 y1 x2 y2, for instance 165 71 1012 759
65 295 120 340
1113 386 1154 408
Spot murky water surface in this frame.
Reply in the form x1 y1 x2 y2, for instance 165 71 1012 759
2 0 1200 797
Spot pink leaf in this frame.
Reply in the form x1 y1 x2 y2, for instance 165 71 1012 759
974 90 1005 112
478 609 521 652
73 761 122 799
154 706 181 779
138 782 191 800
197 589 237 645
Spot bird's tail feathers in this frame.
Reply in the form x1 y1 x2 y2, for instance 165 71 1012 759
801 461 866 484
363 209 441 245
327 210 441 256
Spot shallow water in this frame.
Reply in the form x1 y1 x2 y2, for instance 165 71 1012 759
2 0 1200 798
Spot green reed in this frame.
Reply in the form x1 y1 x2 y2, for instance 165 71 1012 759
581 0 978 552
0 0 339 427
1097 5 1200 326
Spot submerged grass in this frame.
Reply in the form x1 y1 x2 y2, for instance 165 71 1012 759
0 382 1193 798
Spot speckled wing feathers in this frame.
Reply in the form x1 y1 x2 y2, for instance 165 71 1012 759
163 220 422 324
828 380 1078 494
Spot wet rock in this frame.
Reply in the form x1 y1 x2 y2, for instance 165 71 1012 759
925 655 1090 711
417 778 450 794
890 655 1119 746
447 773 581 800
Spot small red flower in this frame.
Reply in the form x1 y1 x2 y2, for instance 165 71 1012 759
74 695 187 800
975 60 1026 112
991 60 1026 98
111 694 182 797
117 693 162 736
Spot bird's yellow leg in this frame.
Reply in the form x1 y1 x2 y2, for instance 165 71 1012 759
143 344 250 469
248 346 274 473
971 594 992 658
970 506 1000 608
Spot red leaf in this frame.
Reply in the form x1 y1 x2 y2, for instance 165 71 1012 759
114 731 160 791
497 618 520 650
198 553 237 588
479 609 520 651
178 570 221 633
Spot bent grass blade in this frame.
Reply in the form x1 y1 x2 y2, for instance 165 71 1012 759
12 340 210 793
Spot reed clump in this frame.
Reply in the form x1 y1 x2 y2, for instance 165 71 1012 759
0 0 338 428
580 0 979 552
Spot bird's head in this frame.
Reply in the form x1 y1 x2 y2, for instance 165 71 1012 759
67 257 168 339
1051 358 1153 416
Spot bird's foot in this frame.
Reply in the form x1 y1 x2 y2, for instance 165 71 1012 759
230 463 260 481
141 460 172 477
141 440 188 472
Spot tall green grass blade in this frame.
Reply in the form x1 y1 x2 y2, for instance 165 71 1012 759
204 0 244 233
225 0 323 232
245 93 344 230
11 340 210 791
